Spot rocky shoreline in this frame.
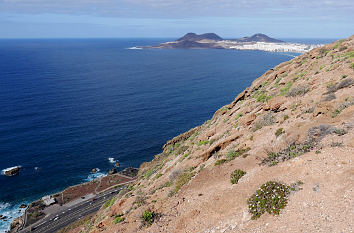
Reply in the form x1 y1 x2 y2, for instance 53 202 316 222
9 167 138 232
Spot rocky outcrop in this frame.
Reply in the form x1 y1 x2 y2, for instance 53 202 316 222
108 168 117 175
119 167 139 178
4 166 20 176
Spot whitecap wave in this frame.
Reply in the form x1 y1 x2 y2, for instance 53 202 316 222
1 166 21 175
108 157 116 164
127 47 142 50
0 202 27 232
85 172 105 182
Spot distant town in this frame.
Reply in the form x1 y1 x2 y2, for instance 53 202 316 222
134 33 322 53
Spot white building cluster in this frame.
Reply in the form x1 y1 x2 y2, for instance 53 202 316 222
226 42 322 53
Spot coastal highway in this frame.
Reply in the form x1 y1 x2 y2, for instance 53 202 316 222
19 187 123 233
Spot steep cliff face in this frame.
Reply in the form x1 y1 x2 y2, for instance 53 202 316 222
67 36 354 233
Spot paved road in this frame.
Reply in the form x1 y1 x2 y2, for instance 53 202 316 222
19 187 123 233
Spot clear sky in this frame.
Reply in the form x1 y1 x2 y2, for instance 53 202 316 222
0 0 353 39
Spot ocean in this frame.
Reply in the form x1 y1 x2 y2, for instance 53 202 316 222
0 38 335 232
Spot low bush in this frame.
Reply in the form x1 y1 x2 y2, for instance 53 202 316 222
226 147 250 161
327 78 354 93
275 128 284 137
253 112 275 131
214 159 227 166
279 82 293 96
142 210 155 226
230 169 246 184
198 140 209 146
332 98 354 117
286 85 309 97
262 142 313 166
247 181 290 219
104 197 117 208
169 170 195 196
113 214 124 224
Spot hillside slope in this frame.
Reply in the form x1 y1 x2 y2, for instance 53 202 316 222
67 36 354 233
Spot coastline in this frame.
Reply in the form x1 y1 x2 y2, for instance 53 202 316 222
7 167 138 232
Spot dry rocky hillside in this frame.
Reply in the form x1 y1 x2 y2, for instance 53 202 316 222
65 36 354 233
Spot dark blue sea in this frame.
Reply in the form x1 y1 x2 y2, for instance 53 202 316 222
0 38 335 232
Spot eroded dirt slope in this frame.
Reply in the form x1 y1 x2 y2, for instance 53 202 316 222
67 36 354 233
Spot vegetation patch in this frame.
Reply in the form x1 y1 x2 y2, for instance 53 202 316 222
198 140 210 146
253 112 275 131
230 169 246 184
256 93 273 102
113 214 124 224
293 72 306 81
286 85 309 97
169 170 195 196
327 78 354 93
214 159 228 166
343 51 354 59
247 181 291 219
104 197 117 208
279 82 293 96
262 142 313 166
234 112 243 121
332 98 354 117
275 128 284 137
226 147 251 161
308 124 348 142
142 210 156 226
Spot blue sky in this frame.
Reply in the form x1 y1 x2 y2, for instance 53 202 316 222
0 0 353 38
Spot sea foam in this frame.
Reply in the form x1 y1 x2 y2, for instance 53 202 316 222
108 157 116 163
85 170 105 182
0 202 26 232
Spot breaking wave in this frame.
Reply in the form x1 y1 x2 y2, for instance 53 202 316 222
108 157 116 164
0 202 26 232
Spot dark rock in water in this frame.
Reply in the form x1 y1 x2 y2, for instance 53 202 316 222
92 168 98 173
0 215 6 220
115 162 120 167
108 168 117 175
120 167 139 178
4 166 20 176
19 204 27 208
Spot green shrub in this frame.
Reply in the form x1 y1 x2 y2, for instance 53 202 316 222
257 94 272 102
214 159 227 166
104 197 117 208
226 147 250 161
230 169 246 184
279 82 293 96
198 140 209 146
142 210 155 226
275 128 284 137
113 214 124 224
234 112 243 121
262 142 313 166
343 51 354 59
169 171 195 196
332 98 354 117
247 181 290 219
293 72 306 81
